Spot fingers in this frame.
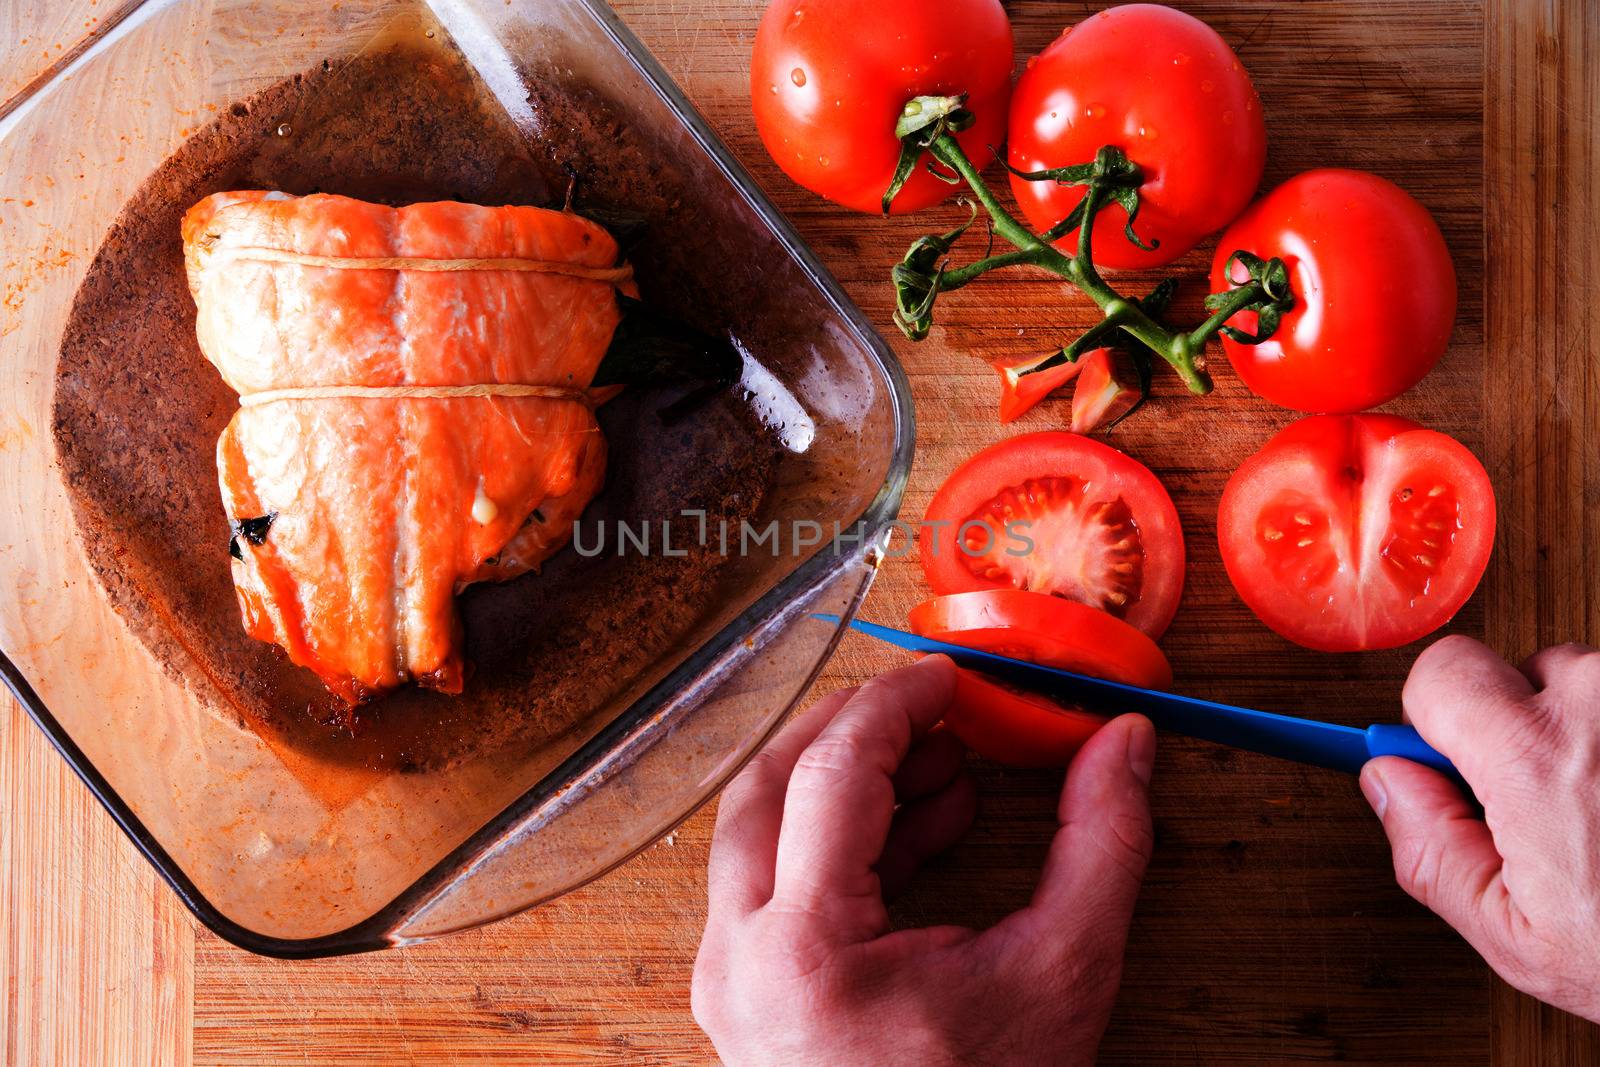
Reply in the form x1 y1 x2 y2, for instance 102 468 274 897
893 727 967 801
1520 642 1600 692
770 655 957 929
1361 757 1516 967
875 774 978 898
706 686 856 917
996 715 1155 968
1402 635 1539 786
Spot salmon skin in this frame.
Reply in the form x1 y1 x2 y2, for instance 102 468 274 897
182 191 622 705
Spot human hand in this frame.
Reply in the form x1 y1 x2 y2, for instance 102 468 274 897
691 654 1158 1066
1361 636 1600 1022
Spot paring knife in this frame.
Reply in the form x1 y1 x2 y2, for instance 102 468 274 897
821 615 1466 791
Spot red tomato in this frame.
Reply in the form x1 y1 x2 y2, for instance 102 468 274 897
1218 415 1495 652
920 432 1186 637
990 349 1088 423
751 0 1013 214
1211 169 1457 413
910 590 1173 688
910 590 1172 768
940 672 1110 768
1008 4 1266 269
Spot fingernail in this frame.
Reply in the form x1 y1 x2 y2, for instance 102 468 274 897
1126 716 1155 787
1360 766 1388 819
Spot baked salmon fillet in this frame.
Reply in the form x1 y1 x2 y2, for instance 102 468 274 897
182 191 624 704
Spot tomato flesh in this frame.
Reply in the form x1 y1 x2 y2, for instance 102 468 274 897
1069 348 1138 435
751 0 1014 214
1211 169 1457 413
910 590 1173 689
942 673 1108 768
1008 4 1266 269
1218 415 1495 651
992 350 1086 423
921 432 1185 637
910 590 1172 768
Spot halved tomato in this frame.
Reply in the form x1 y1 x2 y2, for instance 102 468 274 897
910 590 1173 688
909 590 1172 768
1218 415 1496 652
920 432 1185 636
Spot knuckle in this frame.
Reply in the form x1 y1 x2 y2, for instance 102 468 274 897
1394 837 1448 909
792 729 895 783
1070 809 1154 885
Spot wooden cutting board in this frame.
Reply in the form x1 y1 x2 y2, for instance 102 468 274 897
2 0 1596 1063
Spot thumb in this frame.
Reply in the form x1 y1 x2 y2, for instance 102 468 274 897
1005 715 1155 961
1362 757 1514 960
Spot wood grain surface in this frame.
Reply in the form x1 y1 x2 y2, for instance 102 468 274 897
2 0 1597 1063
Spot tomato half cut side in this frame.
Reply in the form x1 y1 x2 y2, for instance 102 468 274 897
942 671 1107 768
1218 415 1496 652
909 590 1173 689
920 432 1185 637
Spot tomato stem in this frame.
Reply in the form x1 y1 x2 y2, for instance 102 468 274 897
888 121 1299 408
915 132 1214 395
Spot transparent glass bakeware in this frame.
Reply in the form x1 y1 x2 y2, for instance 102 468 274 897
0 0 912 956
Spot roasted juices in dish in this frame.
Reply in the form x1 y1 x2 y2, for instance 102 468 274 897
182 191 627 704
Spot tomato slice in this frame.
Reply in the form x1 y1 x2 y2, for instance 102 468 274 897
941 672 1108 768
909 590 1173 689
920 432 1186 637
909 590 1171 768
991 350 1086 423
1218 415 1496 652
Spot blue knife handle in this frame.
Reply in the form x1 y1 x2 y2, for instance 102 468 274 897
1365 724 1468 786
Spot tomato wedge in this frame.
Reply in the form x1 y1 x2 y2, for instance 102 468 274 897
920 432 1185 637
1218 415 1496 652
909 590 1172 768
910 590 1173 688
991 350 1087 423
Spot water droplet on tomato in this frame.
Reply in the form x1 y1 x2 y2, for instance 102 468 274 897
1222 111 1235 126
1201 79 1215 93
275 123 291 137
1174 52 1190 65
769 84 779 94
818 155 830 166
790 67 807 87
1085 104 1104 119
1026 56 1037 69
1140 125 1158 140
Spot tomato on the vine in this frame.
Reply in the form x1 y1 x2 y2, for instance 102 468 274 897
751 0 1013 214
1211 169 1457 413
909 590 1172 767
920 432 1185 637
1008 4 1266 269
1218 415 1495 652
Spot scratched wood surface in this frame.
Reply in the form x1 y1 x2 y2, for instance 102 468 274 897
2 0 1598 1064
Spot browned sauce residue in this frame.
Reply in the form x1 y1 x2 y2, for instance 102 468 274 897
52 36 780 773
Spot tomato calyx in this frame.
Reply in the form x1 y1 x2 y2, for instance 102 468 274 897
1206 251 1296 345
883 94 978 216
999 144 1156 253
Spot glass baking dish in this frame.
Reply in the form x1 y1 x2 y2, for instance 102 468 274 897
0 0 911 955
